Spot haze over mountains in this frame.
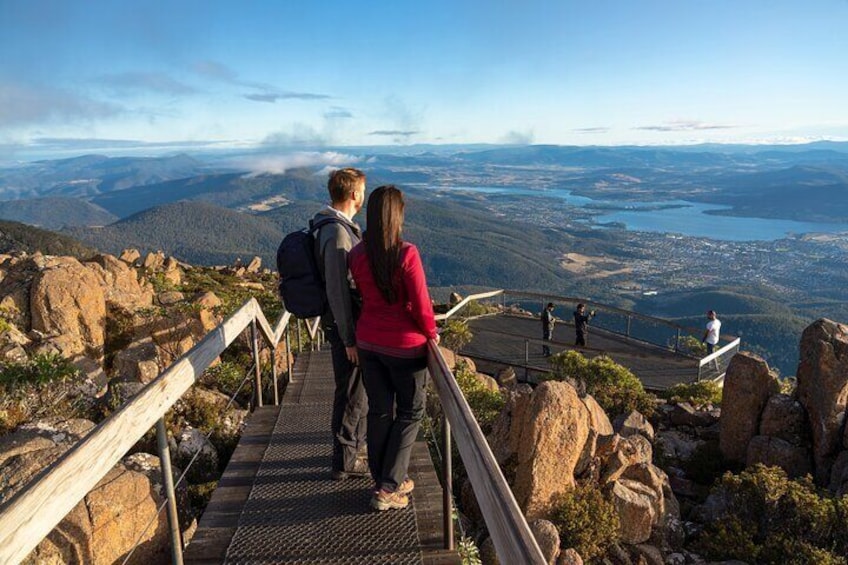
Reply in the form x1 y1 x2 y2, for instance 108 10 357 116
1 142 847 375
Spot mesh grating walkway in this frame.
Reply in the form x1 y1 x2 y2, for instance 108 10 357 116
224 351 423 564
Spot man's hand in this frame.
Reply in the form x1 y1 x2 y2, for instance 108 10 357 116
345 346 359 366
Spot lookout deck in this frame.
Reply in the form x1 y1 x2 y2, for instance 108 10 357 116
185 350 459 564
462 314 702 391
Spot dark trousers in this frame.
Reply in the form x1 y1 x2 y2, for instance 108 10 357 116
360 349 428 493
325 326 368 473
575 332 587 347
542 328 552 356
706 342 716 355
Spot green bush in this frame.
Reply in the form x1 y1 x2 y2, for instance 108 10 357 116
453 361 504 434
0 353 81 388
440 318 473 352
673 334 707 357
694 465 848 564
663 380 723 408
548 483 621 560
548 351 655 417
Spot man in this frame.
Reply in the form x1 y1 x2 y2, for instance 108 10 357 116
573 303 595 347
314 168 369 480
702 310 721 355
541 302 556 356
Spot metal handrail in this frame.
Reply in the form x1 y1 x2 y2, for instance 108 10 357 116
0 298 291 565
426 341 546 563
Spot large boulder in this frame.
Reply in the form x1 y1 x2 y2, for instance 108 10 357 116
613 410 654 442
746 435 812 478
513 381 590 519
599 434 653 485
85 254 153 312
488 384 534 466
529 519 561 564
606 479 659 544
719 352 781 463
175 427 219 483
581 394 614 436
758 393 807 446
112 338 160 383
795 319 848 484
0 420 169 564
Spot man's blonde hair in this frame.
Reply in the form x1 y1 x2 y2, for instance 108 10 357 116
327 168 366 203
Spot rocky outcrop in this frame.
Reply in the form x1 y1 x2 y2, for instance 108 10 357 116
513 381 590 519
613 411 654 442
119 248 141 264
85 254 153 312
758 393 807 445
795 319 848 484
746 435 811 478
245 256 262 274
581 394 614 436
607 479 659 544
719 352 781 463
529 519 561 564
30 256 107 358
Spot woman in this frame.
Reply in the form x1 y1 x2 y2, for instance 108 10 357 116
348 185 439 511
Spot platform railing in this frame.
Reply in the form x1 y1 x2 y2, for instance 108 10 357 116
0 298 294 565
426 341 546 564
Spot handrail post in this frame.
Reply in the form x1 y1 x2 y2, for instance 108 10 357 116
285 328 294 384
296 318 302 352
251 320 264 408
155 419 184 565
271 344 279 406
442 415 454 551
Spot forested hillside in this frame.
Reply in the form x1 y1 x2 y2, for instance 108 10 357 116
0 220 95 258
0 197 117 229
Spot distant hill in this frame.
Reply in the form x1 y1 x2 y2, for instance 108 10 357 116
0 197 117 229
66 201 284 266
0 153 213 200
90 169 326 218
0 220 95 258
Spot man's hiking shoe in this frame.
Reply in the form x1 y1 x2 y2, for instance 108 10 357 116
371 489 409 511
397 478 415 495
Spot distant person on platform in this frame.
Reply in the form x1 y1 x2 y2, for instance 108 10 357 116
573 303 596 347
541 303 556 356
315 168 369 480
702 310 721 354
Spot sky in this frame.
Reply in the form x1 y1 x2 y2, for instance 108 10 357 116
1 0 848 161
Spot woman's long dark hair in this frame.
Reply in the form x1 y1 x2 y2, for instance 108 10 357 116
364 185 405 304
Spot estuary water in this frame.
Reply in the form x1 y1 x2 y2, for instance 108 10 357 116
435 185 847 242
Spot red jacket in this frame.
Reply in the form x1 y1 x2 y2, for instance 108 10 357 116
349 241 437 357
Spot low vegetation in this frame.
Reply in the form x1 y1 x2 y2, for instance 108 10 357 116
694 465 848 564
453 360 504 434
440 319 473 352
547 350 655 417
662 380 723 407
549 483 622 560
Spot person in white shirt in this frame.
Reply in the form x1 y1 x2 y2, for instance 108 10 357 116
702 310 721 354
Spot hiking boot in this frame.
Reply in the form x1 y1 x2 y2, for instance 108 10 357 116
397 478 415 495
371 489 409 511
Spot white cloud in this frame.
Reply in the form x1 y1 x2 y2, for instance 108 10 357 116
229 151 359 176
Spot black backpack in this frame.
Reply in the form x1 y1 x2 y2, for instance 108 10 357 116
276 217 348 318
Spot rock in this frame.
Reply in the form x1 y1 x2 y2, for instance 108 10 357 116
119 248 141 264
30 256 107 358
86 253 154 312
449 292 463 305
0 256 39 328
158 290 185 305
718 352 781 464
488 384 534 466
124 452 192 529
758 394 807 445
439 346 457 371
459 355 477 373
245 256 262 273
574 428 598 478
513 381 590 519
557 548 584 565
629 544 664 565
143 251 166 270
474 371 501 392
582 394 614 436
0 323 30 362
745 435 812 478
655 430 704 462
102 381 145 411
607 479 659 544
480 537 499 565
669 402 716 428
529 519 561 564
496 366 517 388
71 355 109 399
600 434 653 485
828 451 848 495
613 410 655 442
795 319 848 484
175 427 219 482
113 338 160 383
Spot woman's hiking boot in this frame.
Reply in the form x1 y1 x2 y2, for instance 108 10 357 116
371 489 409 511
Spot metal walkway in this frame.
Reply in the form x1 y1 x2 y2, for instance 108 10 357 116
186 350 459 564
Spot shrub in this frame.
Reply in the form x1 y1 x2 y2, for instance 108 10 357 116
681 440 739 485
674 334 707 357
441 319 473 352
694 465 848 564
453 361 504 434
548 351 655 417
0 353 81 388
663 380 723 408
548 483 621 560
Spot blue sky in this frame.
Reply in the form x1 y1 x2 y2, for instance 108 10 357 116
2 0 847 160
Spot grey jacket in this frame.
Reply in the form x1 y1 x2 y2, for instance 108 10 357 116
312 207 362 347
